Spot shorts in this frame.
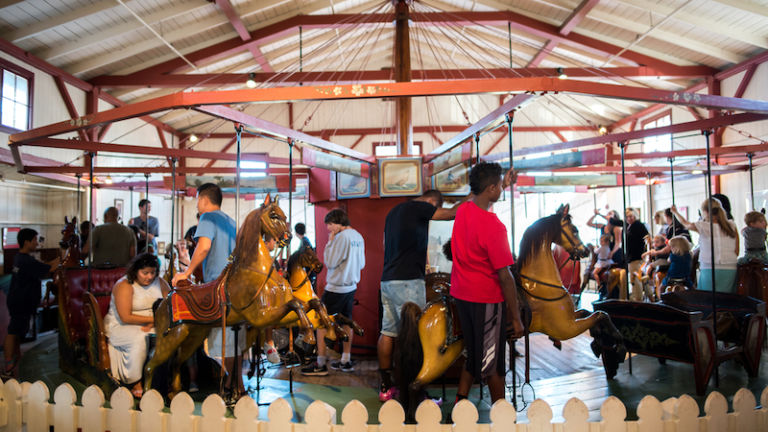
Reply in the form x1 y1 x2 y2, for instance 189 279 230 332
455 298 506 379
321 290 355 318
380 279 426 337
8 314 31 337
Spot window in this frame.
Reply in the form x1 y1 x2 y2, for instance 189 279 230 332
642 110 671 153
0 60 33 133
373 141 421 157
240 160 267 178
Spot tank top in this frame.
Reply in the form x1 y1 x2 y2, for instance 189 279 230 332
104 276 163 330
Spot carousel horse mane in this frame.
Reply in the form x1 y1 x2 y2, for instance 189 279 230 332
286 248 305 278
229 205 265 276
517 211 570 270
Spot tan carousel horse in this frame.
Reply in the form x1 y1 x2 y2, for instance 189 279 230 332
400 204 625 399
144 194 336 396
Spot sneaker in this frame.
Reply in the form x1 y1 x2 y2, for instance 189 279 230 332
301 362 328 376
264 345 280 364
329 360 354 372
379 386 398 402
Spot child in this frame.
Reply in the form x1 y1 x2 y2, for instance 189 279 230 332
738 211 768 265
4 228 60 377
641 234 670 278
661 236 693 289
592 234 614 283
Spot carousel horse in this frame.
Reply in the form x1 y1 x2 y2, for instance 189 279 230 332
285 246 363 335
400 204 626 398
144 194 322 397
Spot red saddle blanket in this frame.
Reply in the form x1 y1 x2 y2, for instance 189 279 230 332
170 278 225 326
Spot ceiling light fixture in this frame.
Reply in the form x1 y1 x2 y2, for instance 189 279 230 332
598 125 608 135
189 134 199 143
246 72 257 88
105 175 113 184
556 67 567 79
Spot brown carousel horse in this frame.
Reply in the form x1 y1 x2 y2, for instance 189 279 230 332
400 204 625 401
144 194 330 396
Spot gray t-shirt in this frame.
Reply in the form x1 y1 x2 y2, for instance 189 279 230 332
91 222 137 267
743 226 767 251
323 227 365 293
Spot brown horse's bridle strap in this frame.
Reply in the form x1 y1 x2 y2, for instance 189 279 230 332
519 273 570 302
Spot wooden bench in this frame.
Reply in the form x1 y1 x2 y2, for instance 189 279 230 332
593 299 717 395
661 290 765 378
56 266 125 392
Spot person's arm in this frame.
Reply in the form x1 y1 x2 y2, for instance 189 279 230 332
734 223 740 256
171 236 211 286
498 267 523 338
670 205 696 231
113 280 155 327
432 195 472 220
610 225 623 255
43 255 60 272
586 209 606 229
324 234 349 270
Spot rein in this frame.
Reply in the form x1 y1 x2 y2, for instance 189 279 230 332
519 273 570 301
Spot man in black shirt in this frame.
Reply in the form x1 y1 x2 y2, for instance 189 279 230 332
378 189 466 401
4 228 60 377
625 208 650 301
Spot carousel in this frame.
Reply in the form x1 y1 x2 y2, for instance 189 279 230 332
3 0 768 430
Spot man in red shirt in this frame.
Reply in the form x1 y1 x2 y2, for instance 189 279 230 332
450 161 524 404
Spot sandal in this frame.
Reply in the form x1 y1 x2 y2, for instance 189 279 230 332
2 356 19 379
131 386 144 399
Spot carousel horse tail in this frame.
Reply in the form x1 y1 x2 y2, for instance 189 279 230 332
395 302 424 424
332 313 365 336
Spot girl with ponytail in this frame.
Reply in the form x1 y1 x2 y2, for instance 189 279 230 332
670 198 739 293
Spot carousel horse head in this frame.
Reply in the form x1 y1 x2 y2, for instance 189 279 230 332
518 204 589 269
288 246 323 275
555 204 589 260
230 193 291 271
60 216 80 250
260 193 291 248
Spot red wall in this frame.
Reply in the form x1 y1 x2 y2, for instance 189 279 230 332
310 168 411 354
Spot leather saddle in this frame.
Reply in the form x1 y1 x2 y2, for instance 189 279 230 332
170 276 225 325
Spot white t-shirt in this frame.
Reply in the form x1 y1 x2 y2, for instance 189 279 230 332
694 220 738 269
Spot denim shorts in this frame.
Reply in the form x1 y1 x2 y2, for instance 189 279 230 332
380 279 426 337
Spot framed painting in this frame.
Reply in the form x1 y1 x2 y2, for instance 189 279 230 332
336 172 370 199
378 157 422 197
434 162 469 196
114 198 124 222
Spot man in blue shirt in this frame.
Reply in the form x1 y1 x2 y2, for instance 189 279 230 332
171 183 238 387
129 199 159 253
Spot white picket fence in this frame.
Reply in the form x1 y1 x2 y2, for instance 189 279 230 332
0 379 767 432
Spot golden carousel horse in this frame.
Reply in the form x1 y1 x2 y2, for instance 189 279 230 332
144 195 339 397
400 204 626 402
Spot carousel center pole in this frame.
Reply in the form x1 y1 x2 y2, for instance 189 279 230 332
703 129 719 387
144 173 150 254
288 139 294 256
748 152 755 210
619 141 629 300
87 152 95 293
76 173 82 233
170 157 177 278
505 111 517 409
668 156 677 237
235 124 243 231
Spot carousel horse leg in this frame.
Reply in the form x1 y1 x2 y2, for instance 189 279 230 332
144 322 189 392
169 327 209 397
307 298 342 341
333 314 365 336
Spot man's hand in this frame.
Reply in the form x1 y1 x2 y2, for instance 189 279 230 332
508 310 524 338
502 169 517 189
141 323 153 332
171 271 189 287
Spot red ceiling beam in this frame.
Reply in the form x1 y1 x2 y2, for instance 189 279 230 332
24 166 310 175
527 0 600 67
203 137 238 169
734 64 757 99
514 112 768 157
426 93 535 161
550 165 746 174
202 125 596 139
607 143 768 161
12 78 768 148
117 10 681 80
90 65 715 88
194 105 372 162
52 76 88 141
214 0 273 73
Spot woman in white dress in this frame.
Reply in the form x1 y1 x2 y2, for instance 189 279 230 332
104 253 169 397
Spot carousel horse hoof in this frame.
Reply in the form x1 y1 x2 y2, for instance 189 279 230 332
549 337 562 350
379 386 399 402
590 339 602 358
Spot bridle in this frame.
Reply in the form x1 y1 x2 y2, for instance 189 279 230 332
519 216 585 302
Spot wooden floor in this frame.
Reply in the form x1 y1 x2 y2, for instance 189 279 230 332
15 290 768 424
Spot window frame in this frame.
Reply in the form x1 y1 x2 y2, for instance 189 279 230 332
641 109 672 153
372 141 422 157
0 58 34 134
